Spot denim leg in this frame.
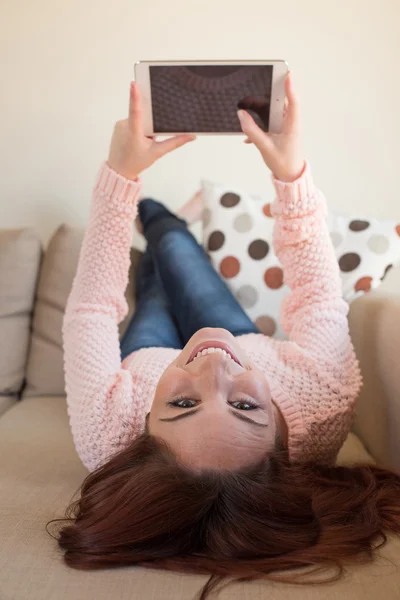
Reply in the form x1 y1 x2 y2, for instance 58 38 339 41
140 198 259 345
120 246 183 360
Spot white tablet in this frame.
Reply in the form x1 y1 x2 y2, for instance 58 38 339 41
134 60 289 136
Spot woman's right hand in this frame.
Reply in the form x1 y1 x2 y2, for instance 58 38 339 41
107 82 196 181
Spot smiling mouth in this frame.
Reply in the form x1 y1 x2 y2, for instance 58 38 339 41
186 341 243 367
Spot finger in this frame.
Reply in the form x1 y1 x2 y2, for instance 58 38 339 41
283 97 289 118
243 138 253 144
155 134 196 157
284 72 300 130
128 82 143 136
237 110 268 149
238 96 269 128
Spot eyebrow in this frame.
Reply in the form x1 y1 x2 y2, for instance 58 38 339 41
159 407 268 428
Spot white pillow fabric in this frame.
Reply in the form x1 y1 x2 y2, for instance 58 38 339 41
201 180 400 340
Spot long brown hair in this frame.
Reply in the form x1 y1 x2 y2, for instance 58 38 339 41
47 432 400 600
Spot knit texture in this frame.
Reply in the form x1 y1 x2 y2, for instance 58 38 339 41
149 65 272 133
63 161 363 473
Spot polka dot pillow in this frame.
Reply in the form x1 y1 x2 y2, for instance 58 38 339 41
201 180 400 340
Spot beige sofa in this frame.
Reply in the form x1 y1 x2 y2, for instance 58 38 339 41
1 224 400 600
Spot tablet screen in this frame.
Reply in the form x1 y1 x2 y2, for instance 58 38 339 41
149 65 273 133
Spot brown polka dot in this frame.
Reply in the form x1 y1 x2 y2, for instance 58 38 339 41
207 230 225 252
262 203 272 217
381 264 393 280
220 256 240 278
264 266 284 289
339 253 361 272
396 224 400 237
354 276 373 292
220 192 240 208
349 220 370 232
248 239 269 260
255 315 277 336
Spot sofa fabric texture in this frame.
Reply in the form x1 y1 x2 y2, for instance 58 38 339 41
0 228 41 413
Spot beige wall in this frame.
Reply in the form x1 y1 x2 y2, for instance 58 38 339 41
1 0 399 249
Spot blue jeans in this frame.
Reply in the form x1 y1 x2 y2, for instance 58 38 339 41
120 199 260 360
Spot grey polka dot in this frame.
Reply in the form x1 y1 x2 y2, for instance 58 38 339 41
202 208 212 228
236 285 259 308
367 234 390 254
330 231 344 248
233 213 253 233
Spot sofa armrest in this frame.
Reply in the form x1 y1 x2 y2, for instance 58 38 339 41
348 292 400 472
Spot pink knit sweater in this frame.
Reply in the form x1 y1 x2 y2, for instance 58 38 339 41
63 161 363 473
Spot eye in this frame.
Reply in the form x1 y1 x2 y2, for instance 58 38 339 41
167 397 198 409
230 400 258 411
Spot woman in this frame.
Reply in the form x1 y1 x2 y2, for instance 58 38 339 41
52 73 400 600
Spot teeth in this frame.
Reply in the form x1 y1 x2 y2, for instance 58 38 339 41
191 347 235 363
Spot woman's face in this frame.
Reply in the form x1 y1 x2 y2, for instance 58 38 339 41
149 327 283 470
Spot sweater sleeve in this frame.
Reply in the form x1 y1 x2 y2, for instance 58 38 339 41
271 161 355 365
62 162 145 472
270 162 363 462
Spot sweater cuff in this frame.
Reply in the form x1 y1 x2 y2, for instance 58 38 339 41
271 160 323 218
94 161 142 207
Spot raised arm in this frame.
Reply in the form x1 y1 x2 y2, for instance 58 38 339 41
239 73 362 462
238 72 360 371
63 82 196 472
63 164 141 471
270 162 350 361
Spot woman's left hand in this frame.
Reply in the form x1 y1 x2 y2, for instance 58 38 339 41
237 71 305 183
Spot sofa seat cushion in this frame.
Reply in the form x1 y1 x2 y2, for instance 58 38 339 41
0 394 18 418
0 396 398 600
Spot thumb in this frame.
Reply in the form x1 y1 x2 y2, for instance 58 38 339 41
155 134 196 158
237 110 268 149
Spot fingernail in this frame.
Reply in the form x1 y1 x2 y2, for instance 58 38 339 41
237 110 246 121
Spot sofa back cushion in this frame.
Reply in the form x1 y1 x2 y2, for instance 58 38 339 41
22 224 141 398
0 229 42 409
